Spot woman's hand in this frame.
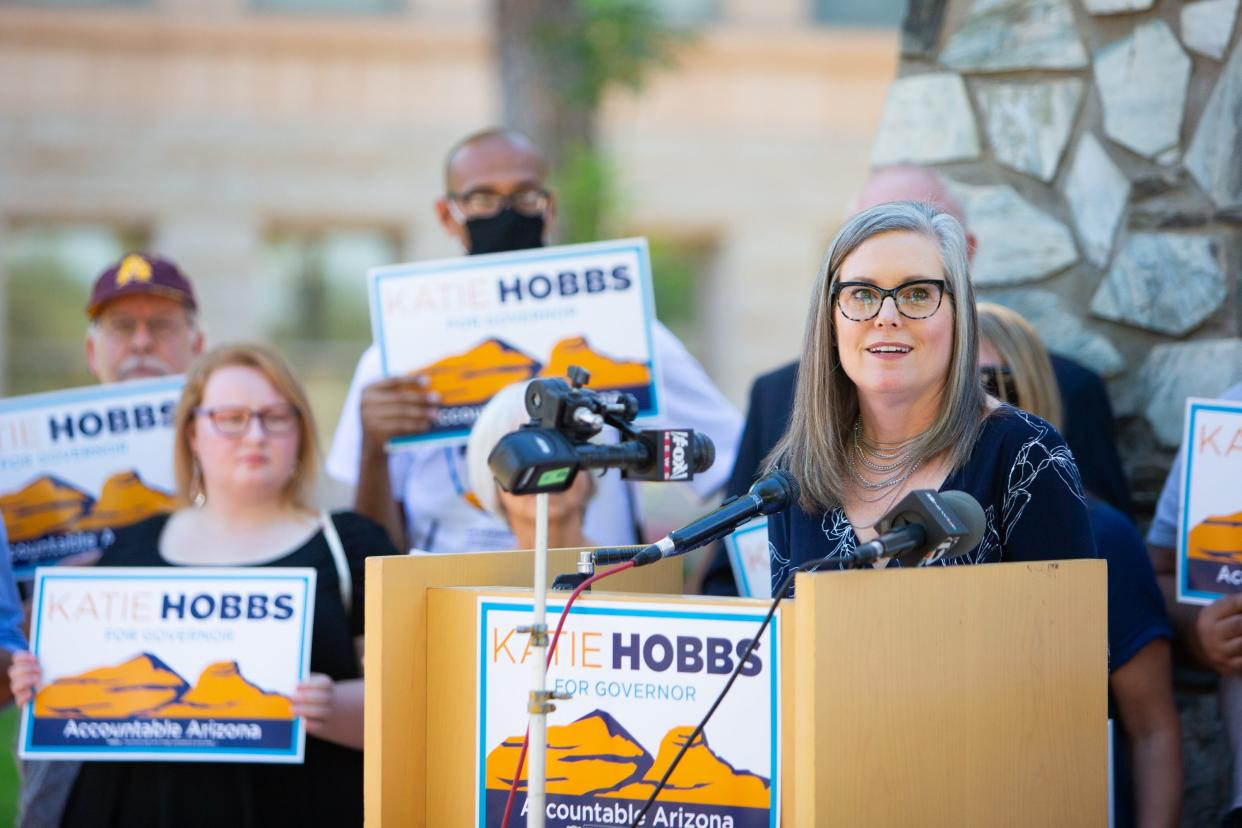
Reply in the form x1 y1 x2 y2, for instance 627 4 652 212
9 651 42 707
292 673 336 736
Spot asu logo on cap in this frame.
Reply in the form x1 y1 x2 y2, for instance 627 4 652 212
114 255 153 288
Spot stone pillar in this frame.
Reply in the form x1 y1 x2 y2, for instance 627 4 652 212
877 0 1242 507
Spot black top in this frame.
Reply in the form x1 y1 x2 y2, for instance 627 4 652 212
61 510 397 828
768 405 1098 596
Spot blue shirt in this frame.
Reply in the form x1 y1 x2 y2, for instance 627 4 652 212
0 521 28 652
769 405 1098 596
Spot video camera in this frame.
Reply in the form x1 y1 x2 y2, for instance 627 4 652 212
487 366 715 496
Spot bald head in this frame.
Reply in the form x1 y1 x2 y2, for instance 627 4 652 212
443 128 548 193
853 165 968 229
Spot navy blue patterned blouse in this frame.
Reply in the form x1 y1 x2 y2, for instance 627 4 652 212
768 405 1098 597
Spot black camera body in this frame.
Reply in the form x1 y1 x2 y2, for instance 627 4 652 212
487 366 714 496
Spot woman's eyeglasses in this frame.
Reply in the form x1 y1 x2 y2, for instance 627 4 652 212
832 279 947 322
195 405 300 436
980 365 1020 405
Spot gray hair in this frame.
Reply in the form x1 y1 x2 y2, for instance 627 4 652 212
766 200 986 513
466 380 534 518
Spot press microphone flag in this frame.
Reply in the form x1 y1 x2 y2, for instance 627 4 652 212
630 469 800 567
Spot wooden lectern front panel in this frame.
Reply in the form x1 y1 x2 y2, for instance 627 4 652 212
792 559 1107 827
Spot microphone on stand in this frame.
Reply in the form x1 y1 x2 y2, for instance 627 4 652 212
846 489 986 569
629 470 800 567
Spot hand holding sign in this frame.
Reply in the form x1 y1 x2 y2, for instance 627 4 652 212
359 375 442 451
1195 593 1242 674
10 650 40 707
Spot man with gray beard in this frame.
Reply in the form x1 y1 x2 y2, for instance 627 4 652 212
85 253 203 383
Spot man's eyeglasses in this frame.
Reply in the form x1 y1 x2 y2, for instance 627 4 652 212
97 314 188 342
447 188 550 220
832 279 948 322
195 405 300 437
980 365 1020 404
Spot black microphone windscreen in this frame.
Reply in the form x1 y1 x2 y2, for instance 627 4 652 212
752 469 800 514
938 490 986 557
693 432 715 474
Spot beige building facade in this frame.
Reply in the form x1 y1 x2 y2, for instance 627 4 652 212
0 0 898 433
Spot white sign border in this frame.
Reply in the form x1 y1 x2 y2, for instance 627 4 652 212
474 596 781 828
367 237 664 449
19 566 317 763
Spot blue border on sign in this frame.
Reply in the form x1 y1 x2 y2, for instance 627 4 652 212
476 599 780 828
0 375 184 414
367 239 662 449
1178 399 1242 604
22 569 314 761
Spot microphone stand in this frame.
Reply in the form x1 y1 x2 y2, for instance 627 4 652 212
526 492 550 828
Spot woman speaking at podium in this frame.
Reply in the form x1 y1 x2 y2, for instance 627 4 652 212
10 344 396 827
766 201 1096 595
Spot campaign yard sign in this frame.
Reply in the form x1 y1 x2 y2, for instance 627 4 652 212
1177 397 1242 604
724 518 771 599
0 377 182 576
369 238 662 448
20 567 316 763
477 597 780 828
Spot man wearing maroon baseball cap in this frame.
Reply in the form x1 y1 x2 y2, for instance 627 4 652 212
85 252 204 383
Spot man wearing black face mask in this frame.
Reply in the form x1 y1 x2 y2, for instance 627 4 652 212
326 128 741 553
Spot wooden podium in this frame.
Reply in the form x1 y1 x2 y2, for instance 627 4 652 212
365 554 1106 827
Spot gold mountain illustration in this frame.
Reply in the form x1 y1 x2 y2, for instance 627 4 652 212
1188 511 1242 564
72 471 175 532
0 476 93 543
415 339 540 406
34 654 292 721
35 653 187 718
154 661 293 719
411 336 651 409
485 710 768 808
538 337 651 388
486 710 651 795
604 725 770 808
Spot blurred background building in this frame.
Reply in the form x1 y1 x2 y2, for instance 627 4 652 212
0 0 901 449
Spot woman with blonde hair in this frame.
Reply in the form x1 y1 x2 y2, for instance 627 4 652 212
10 343 396 827
977 302 1181 828
767 201 1096 590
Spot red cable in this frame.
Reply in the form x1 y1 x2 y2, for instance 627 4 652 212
499 559 637 828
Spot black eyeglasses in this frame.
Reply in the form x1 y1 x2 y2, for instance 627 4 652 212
980 365 1020 404
832 279 948 322
447 188 550 220
194 405 300 437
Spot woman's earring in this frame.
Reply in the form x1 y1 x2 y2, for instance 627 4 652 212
191 458 206 508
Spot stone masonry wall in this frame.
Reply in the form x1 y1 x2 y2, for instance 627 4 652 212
879 0 1242 516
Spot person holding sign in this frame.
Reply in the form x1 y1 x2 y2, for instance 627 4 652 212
10 344 396 827
1148 380 1242 825
765 201 1096 590
978 303 1180 828
327 128 741 554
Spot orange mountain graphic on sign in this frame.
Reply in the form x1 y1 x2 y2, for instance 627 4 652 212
411 336 650 408
538 337 651 388
155 662 293 719
485 710 768 808
604 726 770 807
0 476 93 543
35 653 186 718
72 471 175 532
486 710 651 796
415 338 540 406
34 654 291 720
1188 511 1242 564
